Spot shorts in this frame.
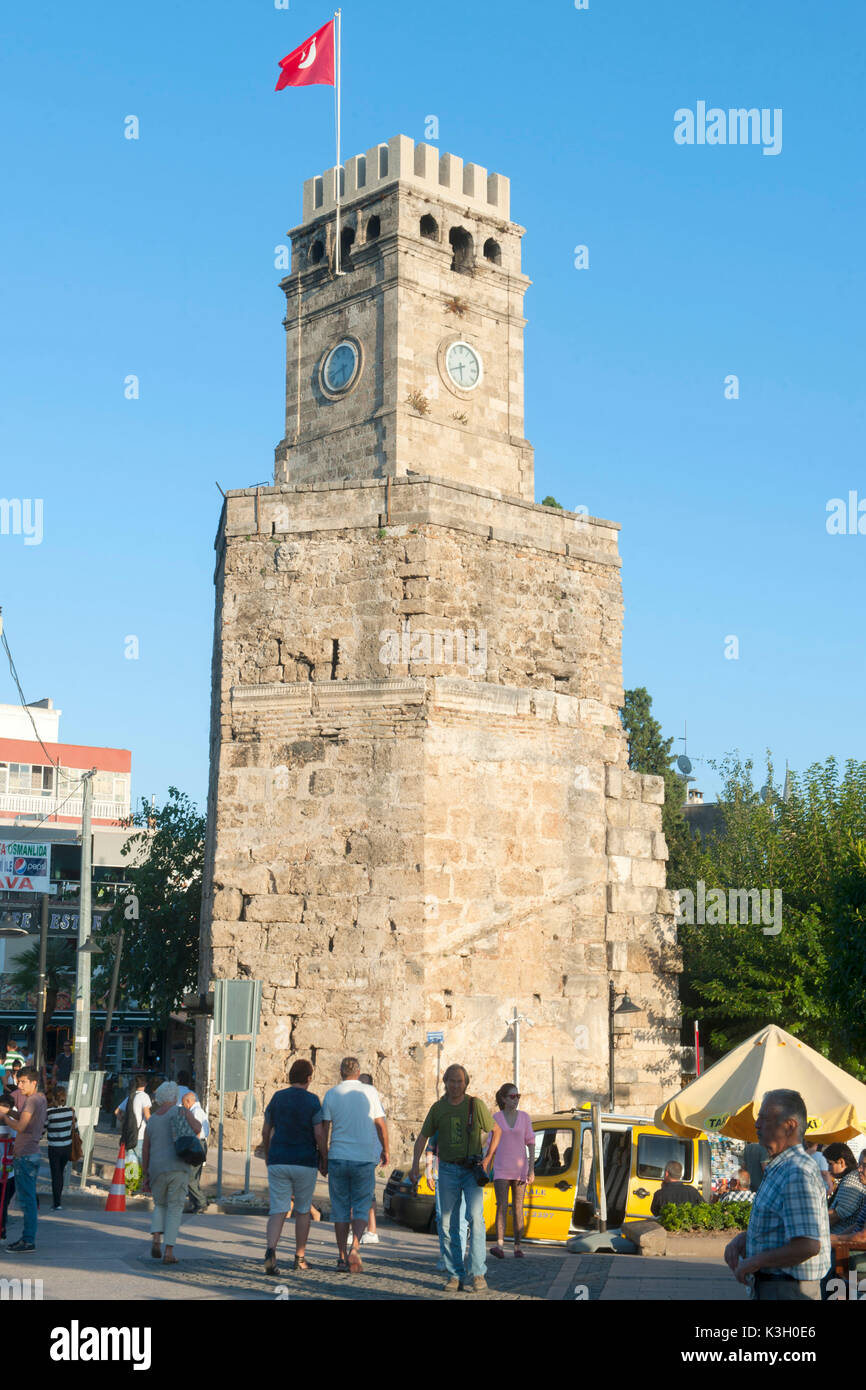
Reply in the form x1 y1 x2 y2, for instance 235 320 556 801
328 1159 376 1223
267 1163 319 1215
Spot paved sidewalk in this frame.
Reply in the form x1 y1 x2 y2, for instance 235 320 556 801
1 1206 574 1301
1 1199 749 1303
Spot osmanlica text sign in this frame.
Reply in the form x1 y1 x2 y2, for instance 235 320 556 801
0 841 51 894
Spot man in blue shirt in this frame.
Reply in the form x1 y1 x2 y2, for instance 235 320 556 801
724 1089 830 1300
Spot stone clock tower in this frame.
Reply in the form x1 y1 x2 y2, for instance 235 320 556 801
200 136 681 1152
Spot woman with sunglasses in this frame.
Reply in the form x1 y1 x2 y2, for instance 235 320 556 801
489 1083 535 1260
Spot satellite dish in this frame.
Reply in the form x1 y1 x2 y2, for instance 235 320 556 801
677 756 692 775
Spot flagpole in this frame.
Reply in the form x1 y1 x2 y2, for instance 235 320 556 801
335 8 343 276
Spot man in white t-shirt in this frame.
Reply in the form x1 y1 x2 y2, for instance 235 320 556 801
116 1076 151 1161
321 1057 389 1273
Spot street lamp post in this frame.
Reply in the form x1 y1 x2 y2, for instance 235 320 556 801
504 1011 534 1091
608 981 641 1113
73 770 98 1071
34 894 50 1080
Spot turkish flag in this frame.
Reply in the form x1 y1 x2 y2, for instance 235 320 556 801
276 20 336 90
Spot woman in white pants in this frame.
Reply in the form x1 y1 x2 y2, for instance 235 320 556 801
141 1082 201 1265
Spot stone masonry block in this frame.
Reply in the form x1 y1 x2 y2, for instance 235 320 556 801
605 766 623 799
641 775 665 804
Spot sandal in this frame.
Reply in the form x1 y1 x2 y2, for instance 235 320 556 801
514 1247 526 1258
293 1255 311 1271
347 1249 364 1274
490 1245 505 1259
150 1243 162 1260
336 1258 350 1272
162 1254 178 1265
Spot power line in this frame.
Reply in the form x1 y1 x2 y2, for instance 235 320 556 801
0 607 63 771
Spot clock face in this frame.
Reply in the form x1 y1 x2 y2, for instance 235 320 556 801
323 341 359 393
446 341 482 391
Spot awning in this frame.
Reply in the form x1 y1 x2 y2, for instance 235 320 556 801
0 1010 156 1028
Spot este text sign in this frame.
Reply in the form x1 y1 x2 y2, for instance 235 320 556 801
0 841 51 893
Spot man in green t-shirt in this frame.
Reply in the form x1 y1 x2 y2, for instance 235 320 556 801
410 1064 500 1293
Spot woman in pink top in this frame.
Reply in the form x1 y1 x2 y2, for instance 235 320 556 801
490 1082 535 1259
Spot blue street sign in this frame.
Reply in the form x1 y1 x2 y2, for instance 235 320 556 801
426 1031 444 1044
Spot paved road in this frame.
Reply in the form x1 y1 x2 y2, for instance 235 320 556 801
1 1204 746 1302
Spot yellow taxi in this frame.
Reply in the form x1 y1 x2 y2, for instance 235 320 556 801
384 1109 710 1244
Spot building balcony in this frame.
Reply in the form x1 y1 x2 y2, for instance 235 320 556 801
0 792 129 823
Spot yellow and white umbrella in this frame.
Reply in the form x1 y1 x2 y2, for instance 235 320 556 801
655 1024 866 1144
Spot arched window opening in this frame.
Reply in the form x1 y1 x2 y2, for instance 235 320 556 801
420 214 438 242
366 215 381 242
309 240 325 265
340 225 356 265
483 238 502 266
449 226 474 274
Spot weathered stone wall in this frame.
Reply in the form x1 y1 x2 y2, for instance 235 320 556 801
200 478 681 1152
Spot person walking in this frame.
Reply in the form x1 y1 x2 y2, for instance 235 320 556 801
0 1067 47 1252
410 1064 500 1293
117 1075 151 1165
45 1086 76 1211
140 1081 202 1265
426 1134 469 1273
181 1091 210 1214
489 1083 535 1260
51 1040 73 1089
358 1072 382 1247
321 1058 389 1274
0 1098 16 1242
261 1059 327 1275
724 1089 830 1300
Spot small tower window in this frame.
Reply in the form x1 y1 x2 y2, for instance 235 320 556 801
449 226 474 274
366 215 381 242
340 225 356 265
483 238 502 265
420 214 438 241
309 240 325 265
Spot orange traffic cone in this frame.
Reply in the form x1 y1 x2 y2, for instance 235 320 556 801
105 1144 127 1212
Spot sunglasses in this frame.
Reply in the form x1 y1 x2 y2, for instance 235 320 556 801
506 1092 520 1100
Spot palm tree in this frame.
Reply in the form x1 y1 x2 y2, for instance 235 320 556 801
6 939 77 1025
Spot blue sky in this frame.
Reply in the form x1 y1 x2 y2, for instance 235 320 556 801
1 0 863 811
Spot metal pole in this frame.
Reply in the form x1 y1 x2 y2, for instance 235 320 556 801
100 927 125 1061
514 1015 520 1092
34 893 49 1082
216 985 226 1202
591 1101 607 1232
608 980 615 1112
334 8 342 276
694 1020 701 1077
73 771 96 1073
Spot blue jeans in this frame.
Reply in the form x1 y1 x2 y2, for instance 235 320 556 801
435 1173 469 1269
437 1162 487 1280
328 1160 376 1223
13 1156 39 1244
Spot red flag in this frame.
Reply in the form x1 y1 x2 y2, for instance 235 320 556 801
276 20 336 90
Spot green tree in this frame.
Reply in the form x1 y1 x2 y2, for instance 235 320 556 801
677 755 866 1077
541 495 564 509
95 788 206 1026
620 687 693 884
6 939 77 1025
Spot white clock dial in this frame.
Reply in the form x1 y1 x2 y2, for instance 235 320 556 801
446 341 482 391
323 341 359 393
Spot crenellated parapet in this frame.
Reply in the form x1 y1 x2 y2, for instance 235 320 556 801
302 133 511 224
